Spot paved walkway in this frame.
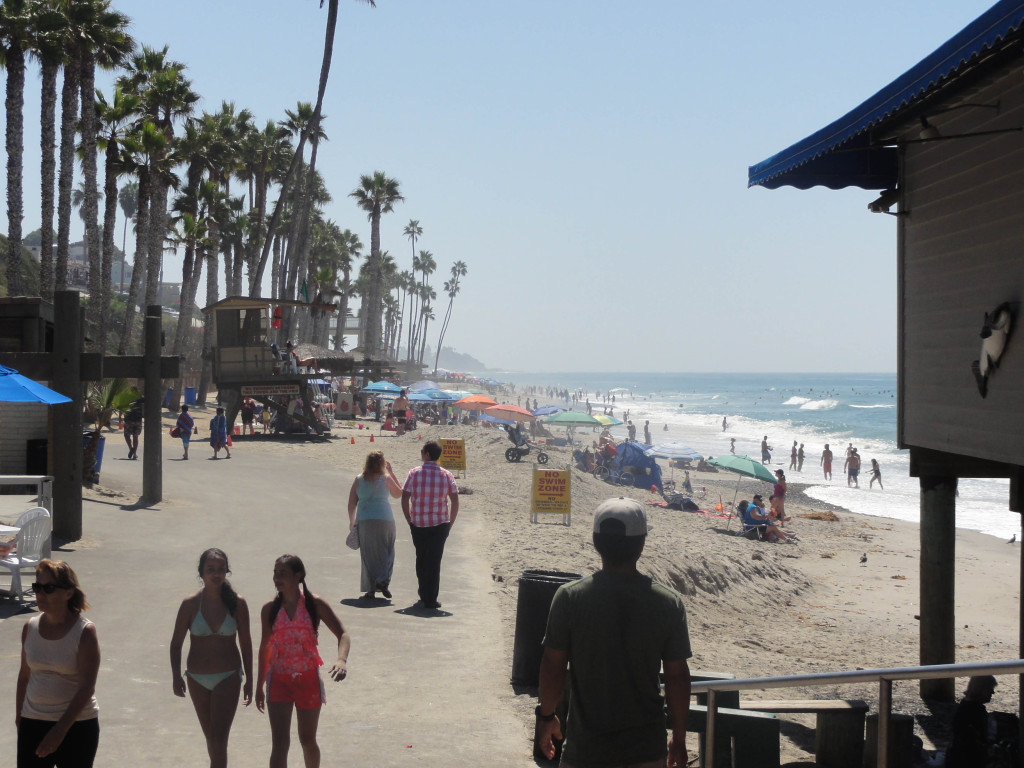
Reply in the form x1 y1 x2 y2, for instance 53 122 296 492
0 437 534 766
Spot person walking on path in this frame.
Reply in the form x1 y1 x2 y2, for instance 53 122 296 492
123 395 143 460
256 555 350 768
17 559 101 768
170 549 253 768
797 443 805 472
821 443 833 481
789 441 798 470
536 498 692 768
176 405 196 461
210 408 231 460
402 441 459 611
868 459 883 489
241 398 256 436
347 451 403 601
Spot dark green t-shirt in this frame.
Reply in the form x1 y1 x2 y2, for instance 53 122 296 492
542 570 691 767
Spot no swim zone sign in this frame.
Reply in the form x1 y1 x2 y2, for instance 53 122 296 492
439 439 466 472
531 468 571 525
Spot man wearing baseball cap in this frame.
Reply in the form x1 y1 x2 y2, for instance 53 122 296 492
536 497 692 768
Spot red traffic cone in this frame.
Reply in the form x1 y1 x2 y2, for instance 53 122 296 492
350 436 355 445
370 433 375 442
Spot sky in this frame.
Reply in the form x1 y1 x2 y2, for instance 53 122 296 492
9 0 1002 372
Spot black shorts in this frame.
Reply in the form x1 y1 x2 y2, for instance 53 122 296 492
397 416 406 425
241 412 254 424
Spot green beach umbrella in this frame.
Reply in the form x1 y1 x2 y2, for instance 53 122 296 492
706 455 778 529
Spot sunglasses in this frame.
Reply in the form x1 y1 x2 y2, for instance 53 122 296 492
31 582 64 595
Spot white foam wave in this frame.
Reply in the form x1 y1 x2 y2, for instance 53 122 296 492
782 396 811 405
849 404 895 409
799 399 839 411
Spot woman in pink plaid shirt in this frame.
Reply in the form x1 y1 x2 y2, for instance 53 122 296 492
401 441 459 610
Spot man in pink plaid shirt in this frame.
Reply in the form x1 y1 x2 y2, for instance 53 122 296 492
402 441 460 610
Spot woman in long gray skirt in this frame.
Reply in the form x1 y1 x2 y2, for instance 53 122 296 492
347 451 403 600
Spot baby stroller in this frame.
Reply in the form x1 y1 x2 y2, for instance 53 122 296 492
503 424 549 464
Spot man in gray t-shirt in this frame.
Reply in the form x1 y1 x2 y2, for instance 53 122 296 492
537 498 691 768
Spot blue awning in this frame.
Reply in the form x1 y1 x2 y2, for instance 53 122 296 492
749 0 1024 190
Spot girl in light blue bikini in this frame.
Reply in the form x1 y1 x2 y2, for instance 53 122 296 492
170 549 253 768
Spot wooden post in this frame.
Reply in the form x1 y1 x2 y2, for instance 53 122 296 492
142 306 162 504
919 475 956 701
50 291 83 540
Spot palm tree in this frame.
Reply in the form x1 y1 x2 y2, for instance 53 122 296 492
335 228 361 349
78 0 132 334
121 45 199 309
397 219 421 358
117 119 165 354
250 0 376 295
0 0 33 295
409 248 435 360
117 180 138 292
433 260 468 374
418 300 434 367
349 171 403 355
95 85 139 353
71 181 103 228
30 0 67 300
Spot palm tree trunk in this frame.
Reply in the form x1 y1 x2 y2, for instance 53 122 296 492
80 52 102 338
196 230 220 407
4 45 26 296
145 169 169 308
365 208 382 354
232 239 244 296
55 58 80 292
434 299 455 375
119 166 150 354
100 138 119 354
419 313 430 366
39 61 58 300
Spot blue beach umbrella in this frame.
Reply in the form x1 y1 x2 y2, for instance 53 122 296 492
361 380 402 394
0 365 71 404
645 442 703 462
532 404 566 417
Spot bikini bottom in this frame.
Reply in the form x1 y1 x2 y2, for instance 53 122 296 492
186 668 242 691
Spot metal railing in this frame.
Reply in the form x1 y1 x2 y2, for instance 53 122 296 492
690 658 1024 768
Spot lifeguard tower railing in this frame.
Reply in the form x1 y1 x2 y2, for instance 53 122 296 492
692 658 1024 768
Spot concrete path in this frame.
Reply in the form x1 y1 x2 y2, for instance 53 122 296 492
0 436 535 767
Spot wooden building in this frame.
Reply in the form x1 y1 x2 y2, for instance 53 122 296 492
749 0 1024 703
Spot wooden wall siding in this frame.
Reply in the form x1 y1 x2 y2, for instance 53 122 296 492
900 63 1024 468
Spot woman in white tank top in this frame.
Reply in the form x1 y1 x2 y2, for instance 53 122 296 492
16 559 100 768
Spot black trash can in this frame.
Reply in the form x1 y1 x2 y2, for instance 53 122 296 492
510 570 581 687
26 438 48 475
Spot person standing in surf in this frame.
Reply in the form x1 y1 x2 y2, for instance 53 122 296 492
821 444 833 480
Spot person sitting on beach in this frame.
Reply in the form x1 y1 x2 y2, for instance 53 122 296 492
869 459 883 489
744 494 793 543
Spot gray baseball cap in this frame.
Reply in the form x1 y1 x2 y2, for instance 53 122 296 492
593 497 648 537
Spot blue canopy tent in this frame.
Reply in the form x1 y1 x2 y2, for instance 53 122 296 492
612 441 663 492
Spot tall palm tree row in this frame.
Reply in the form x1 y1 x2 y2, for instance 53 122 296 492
433 260 468 375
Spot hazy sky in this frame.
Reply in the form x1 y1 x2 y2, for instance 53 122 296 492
13 0 999 372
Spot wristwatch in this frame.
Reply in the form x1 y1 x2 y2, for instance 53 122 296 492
535 705 556 722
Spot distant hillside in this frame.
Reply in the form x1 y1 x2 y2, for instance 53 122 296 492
423 345 489 373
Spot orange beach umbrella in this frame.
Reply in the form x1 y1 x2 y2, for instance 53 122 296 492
454 394 498 411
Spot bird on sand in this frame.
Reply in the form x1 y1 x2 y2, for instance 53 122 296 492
859 553 867 564
1008 534 1016 545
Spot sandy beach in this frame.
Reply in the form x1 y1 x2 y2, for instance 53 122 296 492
0 401 1018 766
266 409 1021 764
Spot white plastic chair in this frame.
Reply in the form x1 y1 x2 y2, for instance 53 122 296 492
12 506 49 529
1 509 51 603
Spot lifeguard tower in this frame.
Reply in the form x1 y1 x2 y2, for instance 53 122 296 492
203 297 336 437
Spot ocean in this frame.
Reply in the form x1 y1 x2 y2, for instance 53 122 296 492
497 372 1016 541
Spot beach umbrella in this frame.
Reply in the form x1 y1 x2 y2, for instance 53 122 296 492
645 442 703 461
484 403 536 422
544 411 601 427
361 380 402 394
421 389 459 401
531 404 565 417
454 394 498 411
0 365 71 404
593 414 623 427
707 455 777 529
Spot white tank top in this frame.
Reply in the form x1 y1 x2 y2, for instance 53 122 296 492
22 614 99 721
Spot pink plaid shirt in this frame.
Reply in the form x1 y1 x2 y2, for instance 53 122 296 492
403 461 458 527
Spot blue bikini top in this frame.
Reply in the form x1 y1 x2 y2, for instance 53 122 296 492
190 594 237 637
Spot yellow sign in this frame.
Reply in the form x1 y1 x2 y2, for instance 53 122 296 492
532 469 571 520
439 439 466 471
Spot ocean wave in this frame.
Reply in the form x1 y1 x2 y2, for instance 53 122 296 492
782 396 811 405
849 404 895 409
799 399 839 411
